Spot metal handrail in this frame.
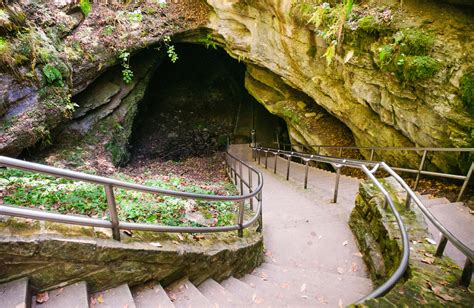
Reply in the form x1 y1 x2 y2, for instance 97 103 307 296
0 151 264 240
275 142 474 201
253 145 473 300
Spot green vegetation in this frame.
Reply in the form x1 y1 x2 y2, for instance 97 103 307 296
378 28 439 83
294 0 353 65
128 9 143 23
202 33 218 50
0 168 238 227
357 15 381 34
119 49 134 83
79 0 92 17
42 64 64 87
460 66 474 114
163 35 178 63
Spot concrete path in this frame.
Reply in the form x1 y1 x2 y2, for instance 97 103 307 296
228 144 373 306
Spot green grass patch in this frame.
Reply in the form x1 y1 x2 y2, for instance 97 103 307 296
0 168 238 227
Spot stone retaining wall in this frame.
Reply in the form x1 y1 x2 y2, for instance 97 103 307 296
0 216 263 293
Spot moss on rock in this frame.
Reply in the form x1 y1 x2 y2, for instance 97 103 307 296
460 66 474 114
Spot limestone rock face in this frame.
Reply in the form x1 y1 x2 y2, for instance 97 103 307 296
203 0 474 171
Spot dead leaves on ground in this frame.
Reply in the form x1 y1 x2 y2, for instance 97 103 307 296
36 292 49 303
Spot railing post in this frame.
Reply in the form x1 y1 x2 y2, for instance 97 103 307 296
460 258 473 287
264 151 268 169
338 147 343 157
238 199 245 238
405 193 411 209
333 167 341 203
233 159 238 185
457 162 473 202
370 148 375 161
435 235 448 257
248 170 253 211
304 160 309 189
105 185 120 241
239 162 244 194
257 149 261 165
274 151 278 174
286 155 291 181
257 192 263 233
414 150 428 189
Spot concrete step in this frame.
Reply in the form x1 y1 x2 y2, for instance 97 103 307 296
198 279 243 307
418 194 451 207
34 281 88 308
90 284 136 308
166 278 211 308
0 277 30 308
424 201 474 267
132 283 174 308
239 274 291 307
256 262 372 305
220 276 267 306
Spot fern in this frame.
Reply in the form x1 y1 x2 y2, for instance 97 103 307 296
79 0 92 16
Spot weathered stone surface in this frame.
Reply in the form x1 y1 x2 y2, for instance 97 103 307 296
200 0 473 172
349 178 474 306
0 217 263 293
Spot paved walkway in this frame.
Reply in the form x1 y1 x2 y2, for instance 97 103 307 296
229 145 373 306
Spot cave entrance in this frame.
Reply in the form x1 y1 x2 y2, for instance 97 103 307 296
130 43 288 162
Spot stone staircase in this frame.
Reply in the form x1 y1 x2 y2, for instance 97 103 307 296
1 145 472 307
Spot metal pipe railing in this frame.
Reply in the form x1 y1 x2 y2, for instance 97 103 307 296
0 151 264 239
274 142 473 201
254 145 473 299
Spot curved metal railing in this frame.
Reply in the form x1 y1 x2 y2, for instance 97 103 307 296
275 142 474 201
253 145 473 301
0 151 263 240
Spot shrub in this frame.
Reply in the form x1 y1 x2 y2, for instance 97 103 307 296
79 0 92 16
42 64 64 87
402 56 440 82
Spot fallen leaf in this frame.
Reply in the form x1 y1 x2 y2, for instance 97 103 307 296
424 253 434 258
337 267 344 274
342 240 348 246
123 230 133 236
421 257 435 264
177 234 184 241
252 294 264 304
431 286 455 301
300 283 306 292
425 238 437 245
36 292 49 304
260 272 268 281
149 242 162 247
280 283 289 289
97 294 104 304
338 298 344 308
318 235 323 240
353 252 363 257
301 295 308 299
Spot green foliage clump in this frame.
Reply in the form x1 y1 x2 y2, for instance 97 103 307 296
395 28 435 56
163 35 178 63
357 15 381 34
105 139 130 166
79 0 92 16
42 64 64 87
0 169 237 227
202 33 217 50
402 56 440 82
378 28 439 83
119 49 134 84
460 66 474 114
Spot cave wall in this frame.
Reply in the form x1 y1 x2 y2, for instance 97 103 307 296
200 0 474 172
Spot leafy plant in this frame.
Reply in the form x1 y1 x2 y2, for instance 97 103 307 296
203 33 217 50
79 0 92 17
128 9 143 23
163 36 178 63
103 25 114 36
119 49 134 84
42 64 64 87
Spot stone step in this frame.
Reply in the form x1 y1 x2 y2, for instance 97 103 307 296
251 263 371 306
34 281 88 308
263 220 368 278
90 284 136 308
239 274 291 307
0 277 30 308
220 276 267 306
132 283 174 308
198 279 243 307
166 278 211 308
418 194 451 207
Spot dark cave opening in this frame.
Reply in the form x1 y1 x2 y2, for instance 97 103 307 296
130 43 288 162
